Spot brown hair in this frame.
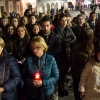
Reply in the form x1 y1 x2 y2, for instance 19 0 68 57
20 16 28 25
16 25 30 41
79 28 94 52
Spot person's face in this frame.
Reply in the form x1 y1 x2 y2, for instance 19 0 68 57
17 27 25 38
97 52 100 62
3 14 7 18
7 26 14 35
31 42 44 57
66 17 72 24
0 45 3 55
26 11 31 16
90 14 96 21
32 25 40 34
29 16 36 24
40 14 45 20
77 16 85 26
34 11 37 15
51 15 55 21
11 18 18 28
16 14 20 19
22 17 28 25
1 19 7 26
57 11 61 16
41 21 51 34
59 17 67 28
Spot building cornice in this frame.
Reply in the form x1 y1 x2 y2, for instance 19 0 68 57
0 0 6 1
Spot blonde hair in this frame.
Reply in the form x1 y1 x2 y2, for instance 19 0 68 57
0 37 5 48
30 36 48 52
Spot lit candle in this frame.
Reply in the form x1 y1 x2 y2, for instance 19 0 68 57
35 72 41 81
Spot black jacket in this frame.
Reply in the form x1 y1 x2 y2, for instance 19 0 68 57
54 25 76 49
87 19 97 30
13 35 29 60
39 30 62 56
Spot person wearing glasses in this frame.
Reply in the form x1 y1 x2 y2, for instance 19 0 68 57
22 36 59 100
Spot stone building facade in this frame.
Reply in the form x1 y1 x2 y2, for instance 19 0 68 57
0 0 77 17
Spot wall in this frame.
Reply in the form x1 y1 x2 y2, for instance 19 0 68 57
36 0 68 15
0 0 77 17
0 1 5 17
16 1 20 14
8 1 13 13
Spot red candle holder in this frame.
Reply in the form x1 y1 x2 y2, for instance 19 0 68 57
34 72 41 81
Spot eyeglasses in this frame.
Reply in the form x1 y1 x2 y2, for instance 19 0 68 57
31 47 41 51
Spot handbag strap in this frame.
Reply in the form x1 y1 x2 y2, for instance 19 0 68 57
0 63 5 99
1 63 5 84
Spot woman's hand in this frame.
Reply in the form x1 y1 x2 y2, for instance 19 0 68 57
33 79 42 87
0 87 4 93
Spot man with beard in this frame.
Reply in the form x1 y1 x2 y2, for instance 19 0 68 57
38 15 62 100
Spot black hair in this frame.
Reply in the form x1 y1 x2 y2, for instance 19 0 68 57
10 16 18 22
89 11 96 17
24 9 31 16
58 13 67 21
41 15 52 25
5 24 16 35
28 14 37 19
39 13 45 18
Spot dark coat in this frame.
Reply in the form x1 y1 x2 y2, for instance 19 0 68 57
87 19 97 30
13 35 29 60
53 25 76 70
69 41 92 79
24 34 39 57
53 15 59 26
4 34 15 54
72 22 90 39
22 53 59 98
0 49 21 99
94 32 100 50
38 30 62 56
54 25 76 49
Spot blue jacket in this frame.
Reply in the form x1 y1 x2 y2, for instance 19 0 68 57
0 49 21 99
22 53 59 98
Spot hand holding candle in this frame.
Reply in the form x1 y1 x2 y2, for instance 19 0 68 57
33 72 42 87
33 79 42 87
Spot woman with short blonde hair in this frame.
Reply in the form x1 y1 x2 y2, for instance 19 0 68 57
30 36 48 52
22 36 59 100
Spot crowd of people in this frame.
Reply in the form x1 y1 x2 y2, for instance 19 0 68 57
0 7 100 100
